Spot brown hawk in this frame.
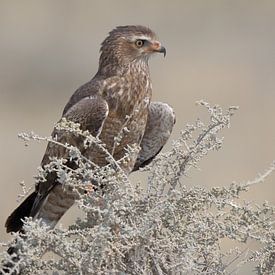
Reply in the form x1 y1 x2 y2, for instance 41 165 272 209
5 25 175 233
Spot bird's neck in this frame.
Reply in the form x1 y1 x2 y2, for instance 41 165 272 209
97 55 150 78
128 58 150 77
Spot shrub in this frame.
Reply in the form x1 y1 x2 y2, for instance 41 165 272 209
1 101 274 274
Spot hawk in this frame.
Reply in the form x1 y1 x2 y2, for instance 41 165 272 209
5 25 175 233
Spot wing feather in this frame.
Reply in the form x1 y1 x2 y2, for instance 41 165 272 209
31 96 109 216
133 102 175 171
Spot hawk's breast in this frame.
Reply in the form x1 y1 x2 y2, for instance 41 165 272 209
87 65 152 173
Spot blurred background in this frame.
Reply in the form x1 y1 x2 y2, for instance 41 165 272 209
0 1 274 273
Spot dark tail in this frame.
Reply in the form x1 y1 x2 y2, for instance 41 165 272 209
1 192 37 274
5 191 37 233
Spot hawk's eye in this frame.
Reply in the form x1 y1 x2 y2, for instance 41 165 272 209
135 39 144 48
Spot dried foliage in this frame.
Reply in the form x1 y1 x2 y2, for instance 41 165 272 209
1 101 274 274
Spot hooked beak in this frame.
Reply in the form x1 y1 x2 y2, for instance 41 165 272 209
150 41 166 57
159 46 166 57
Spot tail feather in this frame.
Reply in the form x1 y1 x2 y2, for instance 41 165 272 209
5 192 37 233
1 192 37 274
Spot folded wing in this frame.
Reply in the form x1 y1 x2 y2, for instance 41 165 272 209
6 96 109 232
133 102 175 171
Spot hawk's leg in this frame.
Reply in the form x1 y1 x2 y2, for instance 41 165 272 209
133 101 175 171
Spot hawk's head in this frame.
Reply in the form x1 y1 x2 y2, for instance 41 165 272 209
99 25 165 73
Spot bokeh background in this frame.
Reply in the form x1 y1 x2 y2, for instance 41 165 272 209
0 1 274 273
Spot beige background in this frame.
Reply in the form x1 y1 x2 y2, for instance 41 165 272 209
0 1 274 273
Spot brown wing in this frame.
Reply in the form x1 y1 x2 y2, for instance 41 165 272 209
133 102 175 171
5 95 109 233
30 96 109 217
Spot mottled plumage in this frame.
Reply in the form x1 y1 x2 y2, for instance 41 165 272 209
5 25 173 233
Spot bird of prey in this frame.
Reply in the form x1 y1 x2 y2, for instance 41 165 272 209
5 25 175 234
